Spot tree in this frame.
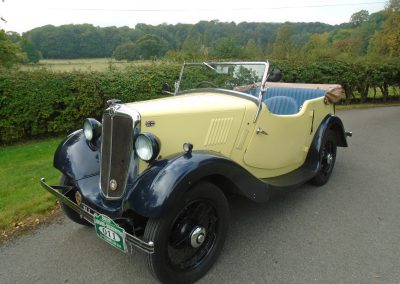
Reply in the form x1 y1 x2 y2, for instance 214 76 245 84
242 39 263 59
0 29 21 67
20 37 41 63
134 34 169 59
369 11 400 57
181 33 203 59
211 37 240 59
271 25 297 59
302 33 335 59
112 42 137 61
386 0 400 12
350 10 370 26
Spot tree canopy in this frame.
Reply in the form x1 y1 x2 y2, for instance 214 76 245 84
0 0 396 63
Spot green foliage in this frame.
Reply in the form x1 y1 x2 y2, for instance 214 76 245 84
23 22 334 60
386 0 400 12
369 11 400 57
112 35 169 61
0 30 21 68
350 10 370 26
113 42 136 61
271 25 297 60
1 60 399 144
20 37 41 63
211 37 240 59
134 34 169 59
0 63 180 143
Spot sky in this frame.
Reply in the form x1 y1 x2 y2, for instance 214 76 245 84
1 0 386 33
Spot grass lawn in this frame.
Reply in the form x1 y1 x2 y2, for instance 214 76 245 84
0 138 61 231
19 58 152 72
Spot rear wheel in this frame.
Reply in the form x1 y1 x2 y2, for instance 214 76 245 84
310 130 337 186
144 181 229 284
59 175 92 226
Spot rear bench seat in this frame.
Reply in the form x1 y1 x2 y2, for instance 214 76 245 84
241 86 326 115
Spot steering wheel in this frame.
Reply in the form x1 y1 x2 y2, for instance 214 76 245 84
195 81 218 88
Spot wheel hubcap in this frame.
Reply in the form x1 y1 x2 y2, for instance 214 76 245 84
326 153 333 165
190 226 206 248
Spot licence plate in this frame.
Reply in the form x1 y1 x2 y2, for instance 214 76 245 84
94 214 127 253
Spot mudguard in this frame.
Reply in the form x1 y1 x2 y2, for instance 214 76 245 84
53 130 100 181
123 151 270 218
264 114 348 187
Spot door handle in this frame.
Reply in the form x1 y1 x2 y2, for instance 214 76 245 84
256 127 268 135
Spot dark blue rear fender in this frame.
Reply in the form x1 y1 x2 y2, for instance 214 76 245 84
54 130 100 181
122 152 270 218
318 115 348 149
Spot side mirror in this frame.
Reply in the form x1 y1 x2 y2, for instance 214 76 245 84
162 83 174 95
268 68 283 82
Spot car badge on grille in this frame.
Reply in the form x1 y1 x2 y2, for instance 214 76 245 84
145 120 155 127
75 191 82 206
109 179 118 191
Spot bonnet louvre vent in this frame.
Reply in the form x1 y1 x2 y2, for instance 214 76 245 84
204 118 233 146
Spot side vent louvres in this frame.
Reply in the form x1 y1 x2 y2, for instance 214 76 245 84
204 118 233 146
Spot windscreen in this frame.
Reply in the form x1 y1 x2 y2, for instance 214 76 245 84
178 63 267 95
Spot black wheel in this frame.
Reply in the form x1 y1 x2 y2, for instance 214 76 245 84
144 181 229 284
310 130 337 186
195 81 218 88
59 175 92 226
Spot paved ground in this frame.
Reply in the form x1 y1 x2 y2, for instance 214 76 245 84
1 106 400 284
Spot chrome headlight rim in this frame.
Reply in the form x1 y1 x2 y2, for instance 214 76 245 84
83 118 102 141
135 133 160 162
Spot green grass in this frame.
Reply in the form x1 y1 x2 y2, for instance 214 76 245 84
19 58 152 72
336 102 400 110
0 138 61 230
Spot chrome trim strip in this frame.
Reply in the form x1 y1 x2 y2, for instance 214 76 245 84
40 178 154 254
106 115 114 197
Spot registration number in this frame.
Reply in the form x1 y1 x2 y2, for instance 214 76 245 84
94 214 127 253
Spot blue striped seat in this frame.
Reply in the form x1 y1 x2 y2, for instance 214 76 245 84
264 96 298 115
241 86 326 115
263 87 326 108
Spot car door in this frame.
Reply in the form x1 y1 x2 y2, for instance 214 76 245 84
243 105 313 171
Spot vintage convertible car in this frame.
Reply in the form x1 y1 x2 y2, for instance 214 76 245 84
40 62 351 283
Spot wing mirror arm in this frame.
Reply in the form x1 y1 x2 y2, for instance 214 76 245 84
162 83 175 96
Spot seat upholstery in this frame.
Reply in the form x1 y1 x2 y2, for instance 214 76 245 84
264 96 298 115
241 86 326 115
264 87 326 107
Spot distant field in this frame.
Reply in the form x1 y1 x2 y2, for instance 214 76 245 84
19 58 152 72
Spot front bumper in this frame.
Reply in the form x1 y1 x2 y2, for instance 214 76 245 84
40 178 154 254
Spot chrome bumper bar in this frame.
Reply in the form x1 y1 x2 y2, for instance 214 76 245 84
40 178 154 254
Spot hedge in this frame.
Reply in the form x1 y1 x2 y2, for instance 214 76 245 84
1 60 399 144
0 62 180 143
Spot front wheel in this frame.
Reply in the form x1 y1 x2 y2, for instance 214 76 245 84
144 181 229 284
310 130 337 186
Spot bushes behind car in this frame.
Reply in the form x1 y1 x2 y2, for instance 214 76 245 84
0 60 399 144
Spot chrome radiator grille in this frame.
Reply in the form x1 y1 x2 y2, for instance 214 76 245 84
100 112 134 199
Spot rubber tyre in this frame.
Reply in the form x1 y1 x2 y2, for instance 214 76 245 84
59 175 92 226
144 181 229 284
310 130 337 186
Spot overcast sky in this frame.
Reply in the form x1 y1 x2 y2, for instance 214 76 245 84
1 0 386 33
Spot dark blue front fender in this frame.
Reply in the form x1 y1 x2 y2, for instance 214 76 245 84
122 151 270 218
54 130 100 181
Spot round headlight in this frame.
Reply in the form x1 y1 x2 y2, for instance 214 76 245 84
135 133 160 162
83 118 102 141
